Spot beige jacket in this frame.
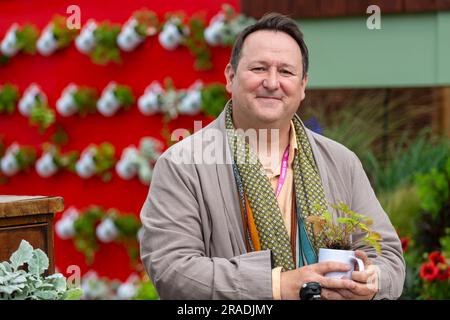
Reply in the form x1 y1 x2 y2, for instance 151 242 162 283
139 109 405 300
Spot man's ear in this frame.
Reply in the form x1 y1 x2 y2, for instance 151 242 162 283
300 73 309 101
224 63 235 94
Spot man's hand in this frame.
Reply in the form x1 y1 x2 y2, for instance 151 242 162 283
280 261 357 300
322 250 379 300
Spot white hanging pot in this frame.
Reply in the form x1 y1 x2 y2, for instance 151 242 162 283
138 162 152 185
35 152 58 178
158 23 182 50
117 19 144 52
0 24 19 57
116 282 137 300
75 152 96 179
75 20 97 54
96 218 119 243
0 152 19 176
139 137 162 161
56 83 78 117
115 158 138 180
37 24 59 56
97 82 120 117
116 147 140 180
178 90 202 115
137 82 163 116
204 20 224 46
18 84 47 116
55 207 79 239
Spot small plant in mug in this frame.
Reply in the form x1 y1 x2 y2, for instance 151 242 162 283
56 83 98 117
37 15 78 56
0 23 38 61
204 4 255 47
97 82 134 117
117 9 159 51
0 142 36 177
35 143 79 178
306 201 382 254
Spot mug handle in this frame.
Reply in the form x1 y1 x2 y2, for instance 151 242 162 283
351 257 365 272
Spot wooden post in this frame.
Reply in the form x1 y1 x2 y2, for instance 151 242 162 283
439 87 450 139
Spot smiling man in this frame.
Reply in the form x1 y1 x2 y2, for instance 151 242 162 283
139 13 405 300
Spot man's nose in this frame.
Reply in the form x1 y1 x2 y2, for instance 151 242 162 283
262 69 280 90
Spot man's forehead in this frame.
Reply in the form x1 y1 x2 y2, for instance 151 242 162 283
239 31 303 66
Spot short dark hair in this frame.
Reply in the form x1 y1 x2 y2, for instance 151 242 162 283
230 13 309 78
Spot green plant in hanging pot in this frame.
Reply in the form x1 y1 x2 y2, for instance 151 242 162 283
0 142 36 177
17 83 55 133
0 23 38 61
306 201 382 279
56 83 98 117
35 143 79 178
74 19 121 65
204 4 256 47
0 240 83 300
117 9 159 51
96 209 142 266
37 15 79 56
75 142 116 182
97 82 135 117
0 83 19 114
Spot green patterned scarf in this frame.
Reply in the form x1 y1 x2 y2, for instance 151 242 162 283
225 102 328 270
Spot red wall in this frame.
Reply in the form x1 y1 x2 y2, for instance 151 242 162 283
0 0 238 281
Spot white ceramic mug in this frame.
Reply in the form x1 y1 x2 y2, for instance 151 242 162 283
318 248 365 279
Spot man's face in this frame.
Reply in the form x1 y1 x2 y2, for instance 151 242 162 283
225 30 308 127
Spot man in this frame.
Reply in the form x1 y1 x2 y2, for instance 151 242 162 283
140 13 405 300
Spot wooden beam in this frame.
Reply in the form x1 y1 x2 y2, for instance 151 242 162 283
440 87 450 139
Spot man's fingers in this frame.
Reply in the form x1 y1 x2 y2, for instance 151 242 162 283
321 288 347 300
352 271 369 283
346 282 374 297
334 289 355 299
320 276 356 290
355 250 371 266
314 261 352 275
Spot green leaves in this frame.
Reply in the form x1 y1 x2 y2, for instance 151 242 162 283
1 240 83 300
91 22 121 65
415 157 450 218
28 249 49 276
15 24 39 54
51 15 78 49
114 85 135 108
72 87 98 116
93 142 116 182
183 16 212 71
10 240 33 270
29 99 56 133
73 207 103 264
201 83 229 117
14 145 36 172
0 83 19 114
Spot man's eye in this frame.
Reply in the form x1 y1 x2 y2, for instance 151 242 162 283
280 69 293 75
252 67 265 72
